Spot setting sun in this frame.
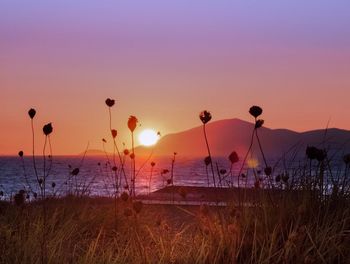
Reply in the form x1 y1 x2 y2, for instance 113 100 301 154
138 129 159 146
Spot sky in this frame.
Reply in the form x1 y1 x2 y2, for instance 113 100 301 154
1 0 350 155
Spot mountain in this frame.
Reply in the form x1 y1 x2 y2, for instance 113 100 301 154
136 118 350 159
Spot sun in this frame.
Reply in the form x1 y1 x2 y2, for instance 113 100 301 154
138 129 159 146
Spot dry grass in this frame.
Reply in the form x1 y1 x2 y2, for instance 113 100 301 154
0 192 349 264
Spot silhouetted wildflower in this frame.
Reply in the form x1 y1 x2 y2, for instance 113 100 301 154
43 123 53 136
0 191 3 196
228 151 239 164
255 119 264 128
111 129 117 138
199 110 212 124
112 166 117 172
220 169 227 175
249 106 263 118
28 108 36 119
33 192 38 199
71 168 80 176
264 166 272 176
123 149 129 156
51 182 56 188
204 156 211 166
18 151 24 157
130 153 135 159
306 146 318 160
282 173 289 183
102 138 107 143
151 161 156 167
38 178 43 185
275 175 281 183
306 146 326 161
162 169 169 174
166 179 172 185
128 116 138 132
316 149 327 162
105 98 115 107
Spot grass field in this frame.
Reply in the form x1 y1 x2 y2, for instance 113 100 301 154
0 189 349 264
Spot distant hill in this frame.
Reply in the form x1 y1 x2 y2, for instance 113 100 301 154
136 118 350 159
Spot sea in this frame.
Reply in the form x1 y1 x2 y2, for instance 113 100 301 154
0 155 346 200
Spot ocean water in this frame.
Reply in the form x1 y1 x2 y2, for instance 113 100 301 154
0 155 258 199
0 155 345 200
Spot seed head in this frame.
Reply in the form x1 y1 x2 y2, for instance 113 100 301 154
264 166 272 176
71 168 80 176
111 129 117 138
249 106 263 118
43 123 53 136
199 110 212 124
255 119 264 128
105 98 115 107
228 151 239 164
28 108 36 119
127 116 138 132
204 156 211 166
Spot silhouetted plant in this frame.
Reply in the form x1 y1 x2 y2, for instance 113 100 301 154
170 152 177 186
343 154 350 165
28 108 41 196
148 162 156 195
18 151 34 196
105 98 132 230
199 110 216 187
306 146 327 197
161 169 169 187
227 151 239 186
105 98 115 107
249 106 262 118
128 115 138 197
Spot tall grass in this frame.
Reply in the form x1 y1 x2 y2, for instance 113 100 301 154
0 190 349 263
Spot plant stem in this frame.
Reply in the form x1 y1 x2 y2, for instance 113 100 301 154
131 131 135 197
203 124 216 187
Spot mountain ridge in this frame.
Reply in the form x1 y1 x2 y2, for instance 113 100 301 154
135 118 350 158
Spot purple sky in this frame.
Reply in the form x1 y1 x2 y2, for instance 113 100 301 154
1 1 350 154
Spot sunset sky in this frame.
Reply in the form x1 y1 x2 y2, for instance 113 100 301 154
1 1 350 155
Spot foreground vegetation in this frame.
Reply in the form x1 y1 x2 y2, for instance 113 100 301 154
1 102 350 263
0 191 349 264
